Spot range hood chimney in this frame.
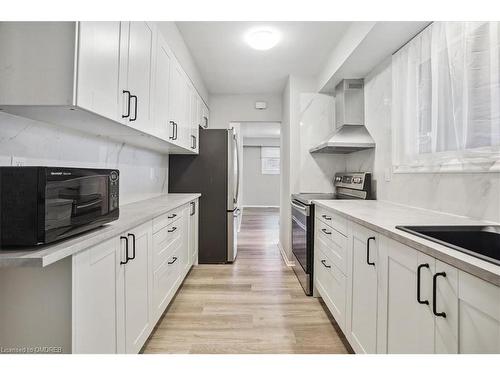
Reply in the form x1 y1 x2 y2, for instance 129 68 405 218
309 79 375 154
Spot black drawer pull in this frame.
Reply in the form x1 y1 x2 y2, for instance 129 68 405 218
322 214 332 220
321 259 331 268
417 263 430 305
168 256 178 265
366 236 376 266
168 226 177 233
321 228 332 235
168 213 177 219
432 272 447 318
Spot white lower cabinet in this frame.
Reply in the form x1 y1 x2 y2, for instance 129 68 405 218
116 221 153 354
72 199 199 353
377 238 435 353
189 200 199 267
314 205 500 354
72 238 120 354
345 222 379 354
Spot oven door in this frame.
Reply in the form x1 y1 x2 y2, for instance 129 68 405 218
44 168 119 242
291 200 310 273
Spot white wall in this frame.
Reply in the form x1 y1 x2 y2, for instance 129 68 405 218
242 146 280 207
346 58 500 223
0 112 168 205
279 76 319 263
209 94 282 129
156 22 209 104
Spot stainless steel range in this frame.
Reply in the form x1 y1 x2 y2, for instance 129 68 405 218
291 172 372 295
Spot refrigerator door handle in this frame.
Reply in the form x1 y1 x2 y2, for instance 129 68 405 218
233 133 240 204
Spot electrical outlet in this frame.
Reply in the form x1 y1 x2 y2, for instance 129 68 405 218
384 168 392 182
11 156 26 166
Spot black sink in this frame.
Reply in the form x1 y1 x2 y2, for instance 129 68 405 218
396 225 500 266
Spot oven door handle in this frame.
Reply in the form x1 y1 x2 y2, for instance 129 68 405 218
291 201 310 216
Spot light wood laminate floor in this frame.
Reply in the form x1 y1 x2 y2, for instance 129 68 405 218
143 207 351 354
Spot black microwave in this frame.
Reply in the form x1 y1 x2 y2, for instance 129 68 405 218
0 167 119 247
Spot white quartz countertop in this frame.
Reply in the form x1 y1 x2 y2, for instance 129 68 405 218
313 199 500 286
0 193 201 268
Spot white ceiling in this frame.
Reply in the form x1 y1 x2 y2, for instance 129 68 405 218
240 122 280 139
176 22 351 94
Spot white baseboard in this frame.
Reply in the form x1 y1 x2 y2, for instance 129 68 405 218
277 241 294 267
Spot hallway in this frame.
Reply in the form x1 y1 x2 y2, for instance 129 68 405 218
143 207 350 354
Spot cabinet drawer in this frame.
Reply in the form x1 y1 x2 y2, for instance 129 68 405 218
315 206 347 236
152 250 181 320
315 246 347 330
152 222 182 270
152 207 183 234
315 219 347 275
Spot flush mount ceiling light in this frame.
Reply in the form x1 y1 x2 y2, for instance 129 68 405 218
245 27 281 50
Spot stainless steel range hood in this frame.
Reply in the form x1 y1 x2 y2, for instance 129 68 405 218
310 79 375 154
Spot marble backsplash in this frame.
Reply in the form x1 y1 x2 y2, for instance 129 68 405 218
345 59 500 224
0 112 169 205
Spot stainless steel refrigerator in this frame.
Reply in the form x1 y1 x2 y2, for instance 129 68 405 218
169 128 240 263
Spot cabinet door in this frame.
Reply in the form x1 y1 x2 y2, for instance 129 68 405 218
180 204 191 275
346 223 379 353
76 22 121 121
72 238 119 354
190 90 200 153
378 239 435 353
118 222 153 354
457 271 500 353
189 200 199 266
168 61 184 145
125 21 153 132
202 102 209 129
152 34 172 140
434 260 459 354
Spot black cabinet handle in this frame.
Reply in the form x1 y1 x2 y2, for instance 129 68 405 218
168 256 178 265
366 236 376 266
168 213 177 219
321 228 332 235
203 116 208 128
169 121 175 140
322 214 332 221
173 122 178 140
127 233 136 261
432 272 447 318
321 259 331 269
190 201 196 216
120 236 129 264
122 90 131 118
417 263 430 305
130 95 138 122
168 226 177 233
191 134 196 149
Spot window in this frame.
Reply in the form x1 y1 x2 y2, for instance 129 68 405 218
261 147 280 174
392 22 500 173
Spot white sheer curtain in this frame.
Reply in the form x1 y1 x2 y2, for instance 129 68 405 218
392 22 500 172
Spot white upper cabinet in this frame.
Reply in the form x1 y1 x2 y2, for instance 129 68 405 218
76 22 121 121
190 85 200 153
119 22 154 134
152 32 173 141
201 101 210 129
0 21 205 154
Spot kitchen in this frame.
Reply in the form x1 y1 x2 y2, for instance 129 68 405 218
0 1 499 370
